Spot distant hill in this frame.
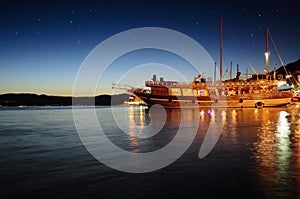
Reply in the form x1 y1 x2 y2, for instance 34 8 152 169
0 93 130 106
275 59 300 88
276 59 300 74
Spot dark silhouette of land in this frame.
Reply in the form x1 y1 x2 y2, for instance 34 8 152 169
0 93 130 106
276 59 300 74
275 59 300 87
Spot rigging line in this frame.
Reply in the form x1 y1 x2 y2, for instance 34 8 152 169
224 24 257 74
269 30 299 88
268 30 289 74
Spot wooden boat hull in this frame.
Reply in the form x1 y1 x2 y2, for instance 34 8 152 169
134 92 292 108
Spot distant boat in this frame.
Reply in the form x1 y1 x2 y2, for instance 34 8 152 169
291 90 300 106
123 95 145 106
115 19 294 108
291 96 300 104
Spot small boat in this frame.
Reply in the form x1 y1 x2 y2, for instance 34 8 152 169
124 95 145 106
291 91 300 105
291 96 300 103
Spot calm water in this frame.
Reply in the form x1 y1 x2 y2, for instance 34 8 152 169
1 106 300 198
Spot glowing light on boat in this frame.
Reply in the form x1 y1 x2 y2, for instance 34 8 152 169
200 110 205 116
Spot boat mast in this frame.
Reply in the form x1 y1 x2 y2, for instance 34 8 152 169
265 27 269 74
220 18 223 81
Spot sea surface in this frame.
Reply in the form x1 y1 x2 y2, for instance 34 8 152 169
1 106 300 198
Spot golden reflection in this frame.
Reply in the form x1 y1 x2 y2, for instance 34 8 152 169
128 106 147 153
221 110 226 122
139 106 144 128
254 108 259 121
199 109 206 124
276 111 292 195
252 109 293 198
286 107 300 197
231 109 237 122
196 108 239 144
230 109 237 142
211 110 215 123
215 108 238 143
197 109 227 141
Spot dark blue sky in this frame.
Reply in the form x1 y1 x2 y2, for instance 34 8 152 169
1 0 299 95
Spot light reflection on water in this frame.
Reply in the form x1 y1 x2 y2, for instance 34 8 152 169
2 106 300 198
251 110 294 198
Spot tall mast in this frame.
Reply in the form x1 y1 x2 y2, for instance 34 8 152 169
265 27 269 74
220 18 223 81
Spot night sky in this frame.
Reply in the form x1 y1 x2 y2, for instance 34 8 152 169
1 0 299 95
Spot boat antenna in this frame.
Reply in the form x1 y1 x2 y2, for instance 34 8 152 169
220 18 223 81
